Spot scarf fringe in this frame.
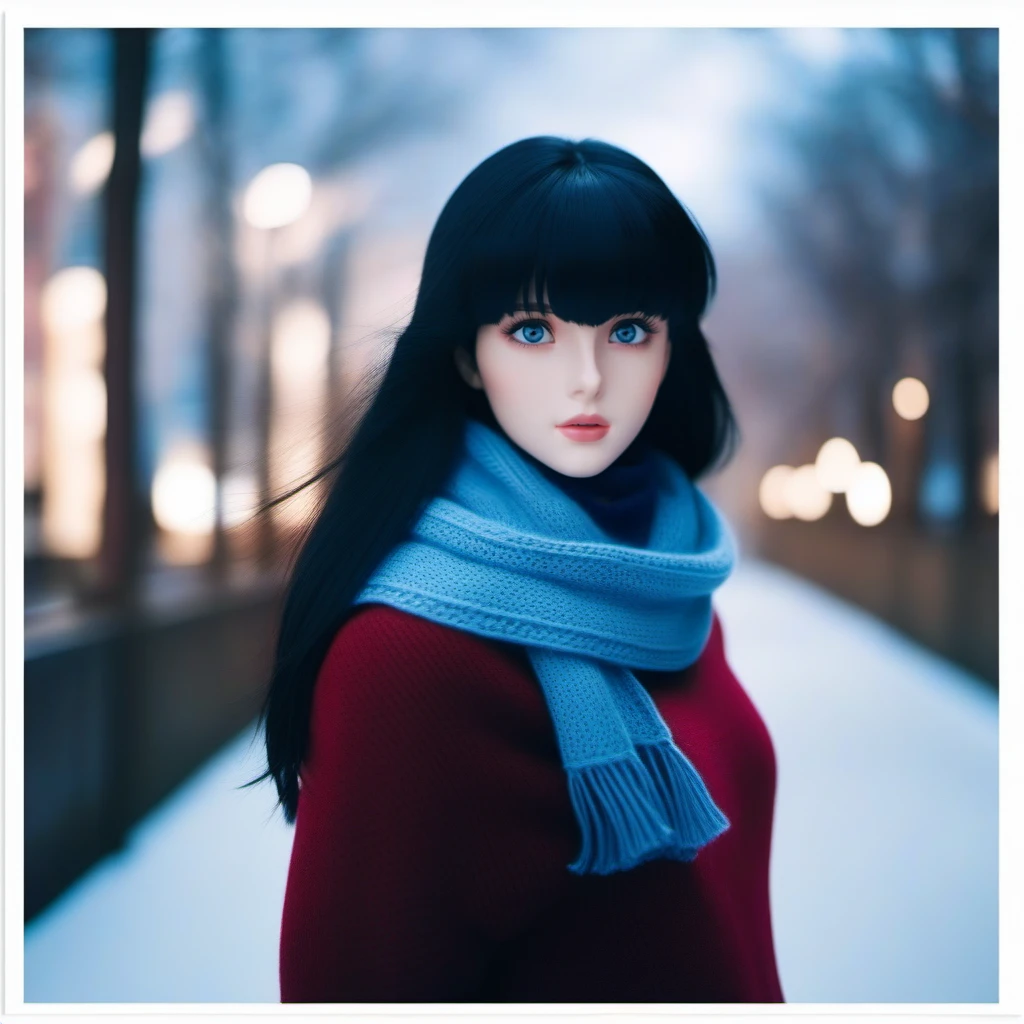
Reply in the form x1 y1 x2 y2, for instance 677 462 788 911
565 754 676 875
565 744 732 876
637 740 731 858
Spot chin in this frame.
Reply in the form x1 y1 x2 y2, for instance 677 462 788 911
548 454 617 479
501 428 621 478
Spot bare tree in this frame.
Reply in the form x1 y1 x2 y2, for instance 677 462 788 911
754 28 997 530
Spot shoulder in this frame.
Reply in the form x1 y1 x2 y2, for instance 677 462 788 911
321 602 463 673
309 604 551 768
320 603 532 702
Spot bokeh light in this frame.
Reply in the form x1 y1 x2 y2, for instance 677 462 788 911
40 266 107 334
892 376 930 420
785 464 833 521
151 444 217 536
141 90 195 158
52 369 107 443
39 266 109 559
846 461 893 526
758 465 795 519
271 299 332 391
69 131 115 195
243 162 313 229
40 443 105 559
814 437 861 493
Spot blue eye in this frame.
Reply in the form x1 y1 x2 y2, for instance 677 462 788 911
612 322 649 345
511 321 553 345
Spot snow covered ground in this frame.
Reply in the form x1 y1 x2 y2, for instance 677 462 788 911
23 558 999 1005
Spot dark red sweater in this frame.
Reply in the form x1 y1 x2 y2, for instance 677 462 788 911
279 603 785 1003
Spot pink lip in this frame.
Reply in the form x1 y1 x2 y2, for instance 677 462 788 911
557 421 610 442
556 415 609 428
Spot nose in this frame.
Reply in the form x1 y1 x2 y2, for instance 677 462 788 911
567 332 603 401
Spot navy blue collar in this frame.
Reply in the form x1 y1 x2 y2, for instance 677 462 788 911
533 441 659 548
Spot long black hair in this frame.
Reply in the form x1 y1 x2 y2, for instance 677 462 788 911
244 136 741 822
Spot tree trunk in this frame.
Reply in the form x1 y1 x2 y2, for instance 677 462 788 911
98 27 152 606
198 28 238 581
98 27 154 850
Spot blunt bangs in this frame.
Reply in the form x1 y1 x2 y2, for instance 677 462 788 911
462 157 713 330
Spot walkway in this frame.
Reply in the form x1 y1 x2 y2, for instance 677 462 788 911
23 558 999 1004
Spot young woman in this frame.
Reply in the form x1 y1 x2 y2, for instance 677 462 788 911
249 136 785 1003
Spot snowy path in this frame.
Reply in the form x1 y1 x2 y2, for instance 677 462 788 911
23 558 999 1004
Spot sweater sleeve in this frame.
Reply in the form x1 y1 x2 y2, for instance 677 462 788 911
278 604 575 1003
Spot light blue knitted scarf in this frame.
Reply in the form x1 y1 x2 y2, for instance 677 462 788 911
355 418 737 875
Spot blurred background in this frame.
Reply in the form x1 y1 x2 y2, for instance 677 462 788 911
21 27 999 1003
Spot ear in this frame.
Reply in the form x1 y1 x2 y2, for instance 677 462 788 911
454 347 483 390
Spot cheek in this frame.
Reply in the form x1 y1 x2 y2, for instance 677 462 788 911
622 358 667 412
477 347 540 408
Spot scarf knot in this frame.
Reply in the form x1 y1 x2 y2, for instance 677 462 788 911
356 419 738 874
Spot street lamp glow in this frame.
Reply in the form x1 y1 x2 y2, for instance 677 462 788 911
759 465 795 519
40 266 107 334
69 131 115 195
151 447 217 536
785 464 833 521
40 267 108 561
846 461 892 526
271 299 331 390
52 369 107 442
814 437 861 493
892 377 930 420
243 162 313 229
141 90 195 158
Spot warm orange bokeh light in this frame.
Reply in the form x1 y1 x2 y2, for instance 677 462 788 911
892 377 930 420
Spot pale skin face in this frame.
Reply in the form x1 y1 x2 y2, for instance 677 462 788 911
455 307 672 478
